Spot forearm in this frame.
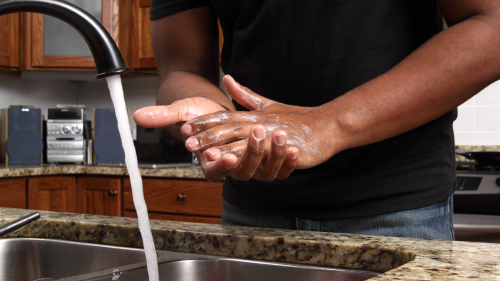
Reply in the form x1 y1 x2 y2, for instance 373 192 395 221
156 71 235 111
324 11 500 153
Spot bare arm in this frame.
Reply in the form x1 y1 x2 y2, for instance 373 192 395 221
152 5 234 111
324 0 500 153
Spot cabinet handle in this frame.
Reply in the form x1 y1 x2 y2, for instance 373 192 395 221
108 190 118 196
176 193 186 201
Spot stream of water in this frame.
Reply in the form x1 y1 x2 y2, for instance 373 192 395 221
106 75 159 281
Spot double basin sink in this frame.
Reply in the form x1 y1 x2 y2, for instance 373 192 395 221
0 238 378 281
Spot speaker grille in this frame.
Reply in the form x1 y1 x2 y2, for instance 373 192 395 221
94 109 125 164
6 108 43 165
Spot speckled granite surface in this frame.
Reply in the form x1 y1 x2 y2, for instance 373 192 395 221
0 164 205 179
1 208 499 280
455 145 500 163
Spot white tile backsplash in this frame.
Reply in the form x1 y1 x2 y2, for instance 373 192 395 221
453 105 475 131
454 81 500 145
475 105 500 131
475 80 500 105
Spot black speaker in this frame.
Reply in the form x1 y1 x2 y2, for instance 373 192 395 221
0 108 43 165
93 108 125 164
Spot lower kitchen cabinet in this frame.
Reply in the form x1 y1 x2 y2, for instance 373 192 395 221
28 176 76 213
123 178 223 224
77 176 122 217
0 178 27 209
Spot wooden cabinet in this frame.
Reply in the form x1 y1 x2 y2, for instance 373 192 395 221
123 178 223 224
77 176 122 216
0 178 26 209
119 0 156 70
0 14 20 70
28 176 76 213
21 0 117 71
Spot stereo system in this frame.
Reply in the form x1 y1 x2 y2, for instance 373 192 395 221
46 108 85 164
0 108 43 165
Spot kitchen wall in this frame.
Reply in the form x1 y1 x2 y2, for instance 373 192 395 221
0 71 498 145
453 80 500 146
0 72 77 114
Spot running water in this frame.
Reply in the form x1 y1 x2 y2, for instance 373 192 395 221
106 75 159 281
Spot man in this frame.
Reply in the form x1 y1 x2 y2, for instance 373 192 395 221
134 0 500 240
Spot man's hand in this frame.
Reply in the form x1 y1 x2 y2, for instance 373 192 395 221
134 97 226 128
133 96 299 183
181 75 340 175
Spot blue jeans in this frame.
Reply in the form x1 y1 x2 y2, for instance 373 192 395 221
221 196 455 241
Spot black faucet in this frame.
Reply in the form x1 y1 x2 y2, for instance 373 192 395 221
0 0 129 78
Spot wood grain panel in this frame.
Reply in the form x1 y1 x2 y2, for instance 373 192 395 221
0 14 19 69
183 216 221 224
0 178 26 209
124 210 219 224
49 189 67 212
123 178 223 217
134 4 156 69
77 176 121 216
124 210 183 222
28 177 76 212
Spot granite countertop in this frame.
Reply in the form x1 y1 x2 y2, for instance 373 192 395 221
0 164 205 179
0 145 497 179
1 208 499 280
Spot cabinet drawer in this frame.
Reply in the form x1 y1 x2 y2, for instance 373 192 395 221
123 178 223 217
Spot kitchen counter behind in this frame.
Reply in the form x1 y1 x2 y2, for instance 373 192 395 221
0 164 205 179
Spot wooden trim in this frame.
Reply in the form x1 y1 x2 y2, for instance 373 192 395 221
139 0 151 8
0 14 20 68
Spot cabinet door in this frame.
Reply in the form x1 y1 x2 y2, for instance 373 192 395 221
120 0 156 69
124 178 223 217
77 176 122 216
25 0 117 70
0 178 26 209
28 176 76 212
0 14 19 70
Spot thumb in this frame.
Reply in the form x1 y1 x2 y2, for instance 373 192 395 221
133 104 186 128
222 75 269 110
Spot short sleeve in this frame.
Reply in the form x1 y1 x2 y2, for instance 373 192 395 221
150 0 211 20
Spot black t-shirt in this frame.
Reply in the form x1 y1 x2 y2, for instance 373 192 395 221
151 0 457 219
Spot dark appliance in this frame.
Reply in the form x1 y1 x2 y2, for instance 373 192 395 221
135 125 192 168
454 149 500 243
0 108 43 165
93 108 125 164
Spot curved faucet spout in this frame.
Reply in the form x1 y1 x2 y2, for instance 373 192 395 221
0 0 129 78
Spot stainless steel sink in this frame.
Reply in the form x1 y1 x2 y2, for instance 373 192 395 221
0 238 165 281
1 238 379 281
64 257 379 281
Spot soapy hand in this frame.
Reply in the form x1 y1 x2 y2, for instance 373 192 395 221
133 94 299 182
181 75 338 180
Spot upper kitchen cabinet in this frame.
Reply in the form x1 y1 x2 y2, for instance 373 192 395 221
118 0 224 70
0 14 20 70
119 0 156 70
22 0 117 71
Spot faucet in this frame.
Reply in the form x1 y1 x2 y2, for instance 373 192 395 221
0 0 129 78
0 212 40 237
